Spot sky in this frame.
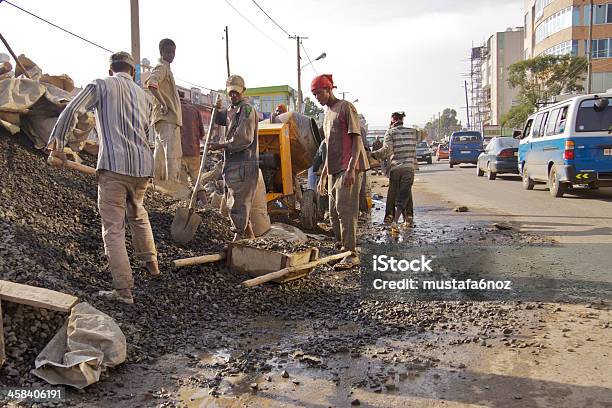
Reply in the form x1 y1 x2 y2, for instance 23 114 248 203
1 0 524 128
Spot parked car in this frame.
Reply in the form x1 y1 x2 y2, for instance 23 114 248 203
476 137 519 180
416 141 433 164
449 131 484 168
517 93 612 197
436 144 449 160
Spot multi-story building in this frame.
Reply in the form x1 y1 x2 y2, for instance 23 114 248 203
524 0 612 91
469 28 524 131
244 85 297 120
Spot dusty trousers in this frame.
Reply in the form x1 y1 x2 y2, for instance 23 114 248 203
97 170 157 290
224 163 258 234
154 121 182 183
328 170 363 252
385 166 414 221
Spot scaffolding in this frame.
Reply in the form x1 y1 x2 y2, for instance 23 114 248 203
466 45 491 133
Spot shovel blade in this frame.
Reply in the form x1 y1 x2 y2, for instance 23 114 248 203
171 207 202 244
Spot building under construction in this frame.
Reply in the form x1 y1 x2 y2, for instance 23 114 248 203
467 45 490 133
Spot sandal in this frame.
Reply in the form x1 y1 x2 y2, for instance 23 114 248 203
97 289 134 304
333 255 360 270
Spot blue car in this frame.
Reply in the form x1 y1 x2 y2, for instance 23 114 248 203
476 137 520 180
449 131 484 168
518 93 612 197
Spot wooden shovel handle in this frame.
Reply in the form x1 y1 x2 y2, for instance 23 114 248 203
172 252 226 268
47 156 96 175
242 251 353 288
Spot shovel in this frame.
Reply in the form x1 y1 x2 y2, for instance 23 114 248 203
171 96 219 244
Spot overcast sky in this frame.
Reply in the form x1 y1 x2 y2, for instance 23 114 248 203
2 0 524 127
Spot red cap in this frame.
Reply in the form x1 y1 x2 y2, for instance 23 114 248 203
311 74 336 92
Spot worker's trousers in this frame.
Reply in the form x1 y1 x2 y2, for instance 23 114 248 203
154 121 182 183
98 170 157 290
224 162 258 235
328 170 363 253
385 166 414 221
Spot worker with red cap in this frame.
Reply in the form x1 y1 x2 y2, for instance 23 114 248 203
312 74 369 269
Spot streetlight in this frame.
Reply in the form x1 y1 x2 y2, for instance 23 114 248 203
296 49 327 113
301 52 327 70
352 99 359 103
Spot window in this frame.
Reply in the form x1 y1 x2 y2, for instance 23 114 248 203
575 98 612 132
260 96 273 114
523 119 534 139
586 4 612 25
542 40 578 56
595 4 607 24
533 111 549 138
535 0 554 21
535 7 574 44
555 106 569 134
546 108 560 136
272 95 286 110
592 39 610 58
532 113 544 138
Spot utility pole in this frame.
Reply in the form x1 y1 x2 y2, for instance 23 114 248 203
437 112 442 140
225 26 230 77
341 91 349 100
289 35 307 113
464 80 471 129
587 0 594 93
130 0 141 85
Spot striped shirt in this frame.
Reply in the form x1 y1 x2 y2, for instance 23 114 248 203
48 72 155 178
372 124 417 171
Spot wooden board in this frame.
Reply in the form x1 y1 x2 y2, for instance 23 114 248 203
228 244 319 283
0 280 78 313
0 300 5 367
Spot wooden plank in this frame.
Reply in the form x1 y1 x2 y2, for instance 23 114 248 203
172 252 226 268
0 300 5 367
0 280 78 313
243 251 352 288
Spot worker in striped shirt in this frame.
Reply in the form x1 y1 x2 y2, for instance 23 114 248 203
47 51 159 304
371 111 417 233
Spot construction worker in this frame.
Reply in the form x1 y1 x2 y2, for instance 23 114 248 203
312 74 369 270
209 75 259 241
179 94 206 204
47 52 159 304
274 104 288 115
147 38 182 184
370 111 418 233
371 136 383 175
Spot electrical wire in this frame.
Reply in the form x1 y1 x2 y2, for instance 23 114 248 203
224 0 288 52
247 0 325 76
1 0 217 91
1 0 113 53
250 0 291 37
301 43 318 75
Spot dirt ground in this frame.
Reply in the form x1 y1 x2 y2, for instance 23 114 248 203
1 136 611 408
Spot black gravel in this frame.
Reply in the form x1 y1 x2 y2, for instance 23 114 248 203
0 132 533 405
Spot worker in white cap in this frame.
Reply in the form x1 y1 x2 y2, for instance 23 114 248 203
209 75 259 241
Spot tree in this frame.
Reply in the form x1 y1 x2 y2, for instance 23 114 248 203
303 97 324 119
501 54 587 128
424 108 462 140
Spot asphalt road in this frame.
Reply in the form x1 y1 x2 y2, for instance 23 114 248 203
412 159 612 244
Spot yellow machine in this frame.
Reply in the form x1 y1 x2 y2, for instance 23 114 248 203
258 122 294 203
257 121 319 228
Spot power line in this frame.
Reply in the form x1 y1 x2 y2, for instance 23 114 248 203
1 0 113 53
250 0 291 37
224 0 288 52
301 43 318 75
1 0 217 92
247 0 324 79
